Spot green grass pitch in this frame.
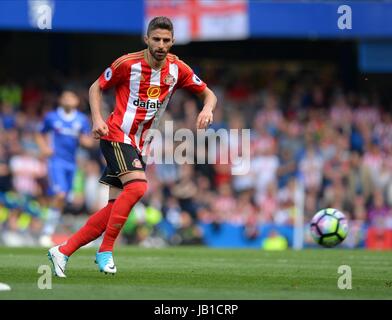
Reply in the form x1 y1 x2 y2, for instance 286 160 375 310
0 246 391 300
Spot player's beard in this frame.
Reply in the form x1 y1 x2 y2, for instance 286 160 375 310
149 46 167 61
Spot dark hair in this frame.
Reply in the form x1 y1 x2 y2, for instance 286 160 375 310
61 85 78 95
147 16 174 36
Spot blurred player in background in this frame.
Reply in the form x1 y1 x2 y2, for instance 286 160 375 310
36 88 93 247
48 16 217 277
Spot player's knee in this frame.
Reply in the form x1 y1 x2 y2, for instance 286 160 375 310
123 180 148 200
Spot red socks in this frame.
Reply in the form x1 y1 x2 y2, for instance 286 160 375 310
59 180 147 256
59 200 114 257
99 180 147 252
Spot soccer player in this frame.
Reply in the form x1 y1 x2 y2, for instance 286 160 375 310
48 16 217 277
36 88 93 247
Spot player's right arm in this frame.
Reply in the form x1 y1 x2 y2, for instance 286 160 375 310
35 113 53 158
89 79 109 139
89 55 128 139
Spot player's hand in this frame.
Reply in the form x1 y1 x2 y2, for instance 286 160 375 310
196 108 213 130
92 119 109 139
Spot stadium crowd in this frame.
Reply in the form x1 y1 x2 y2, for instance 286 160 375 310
1 62 392 248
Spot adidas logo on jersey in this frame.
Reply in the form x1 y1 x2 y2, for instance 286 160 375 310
133 98 163 109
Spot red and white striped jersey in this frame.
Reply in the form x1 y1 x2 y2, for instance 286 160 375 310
98 50 207 153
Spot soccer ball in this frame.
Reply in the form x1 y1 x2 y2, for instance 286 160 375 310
310 208 349 247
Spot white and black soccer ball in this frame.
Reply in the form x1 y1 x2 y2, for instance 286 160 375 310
310 208 349 247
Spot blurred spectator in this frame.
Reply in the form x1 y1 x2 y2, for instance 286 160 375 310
212 183 237 223
261 229 288 251
0 81 22 107
0 145 12 192
9 149 46 197
299 144 324 193
368 190 392 229
347 151 373 204
171 164 198 218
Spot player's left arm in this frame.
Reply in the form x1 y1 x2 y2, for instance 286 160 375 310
176 60 217 130
196 87 217 130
